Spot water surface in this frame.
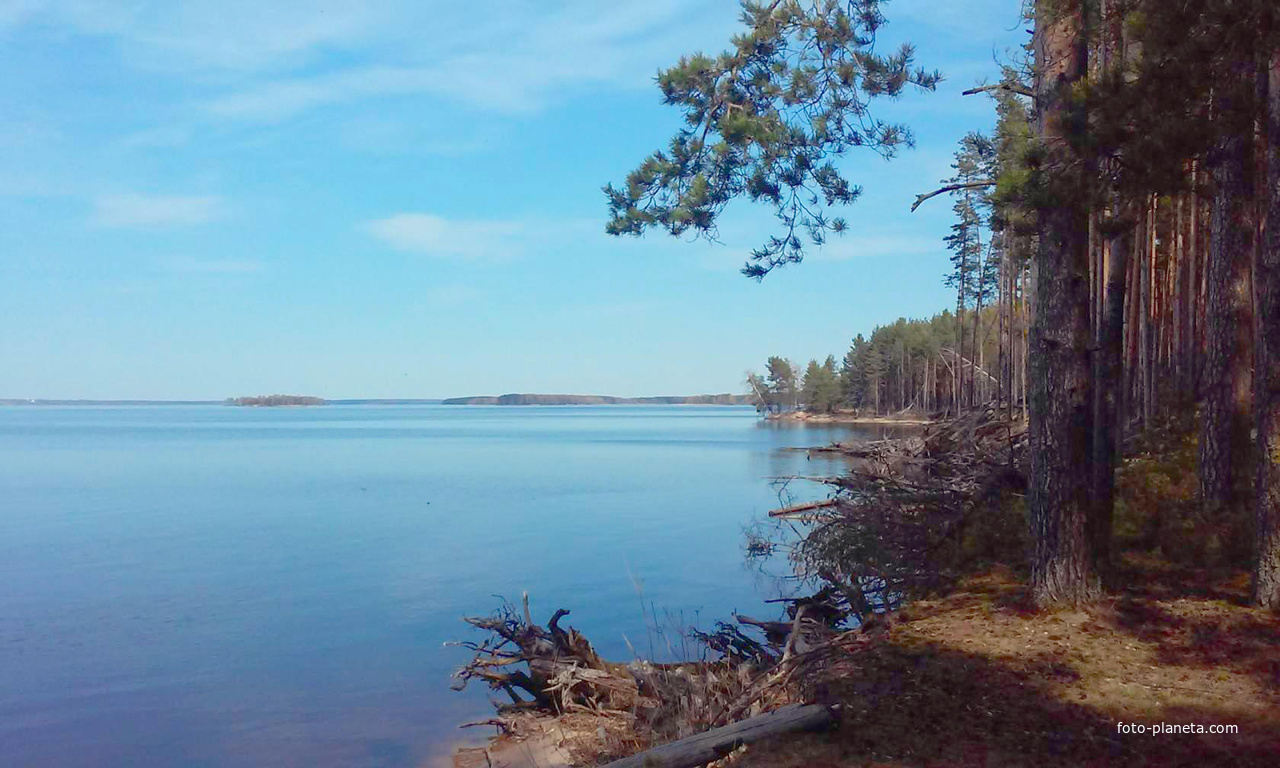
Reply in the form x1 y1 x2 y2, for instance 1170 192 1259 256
0 405 882 767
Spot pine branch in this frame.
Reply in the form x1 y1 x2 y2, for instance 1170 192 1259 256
910 181 997 212
962 83 1035 98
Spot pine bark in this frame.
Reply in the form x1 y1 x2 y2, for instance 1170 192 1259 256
1029 1 1101 606
1093 213 1129 572
1254 53 1280 609
1146 198 1157 430
1201 73 1258 565
1188 162 1200 396
1174 192 1188 400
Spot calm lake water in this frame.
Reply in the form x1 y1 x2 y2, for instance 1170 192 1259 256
0 405 883 767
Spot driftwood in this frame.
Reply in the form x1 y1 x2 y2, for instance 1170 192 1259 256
770 406 1029 610
452 591 871 767
451 592 637 714
767 498 838 518
598 703 836 768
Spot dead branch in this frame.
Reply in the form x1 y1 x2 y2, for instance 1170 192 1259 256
767 498 839 518
910 180 997 212
962 83 1035 98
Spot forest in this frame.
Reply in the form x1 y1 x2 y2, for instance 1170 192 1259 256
225 394 326 407
604 0 1280 611
746 308 1008 416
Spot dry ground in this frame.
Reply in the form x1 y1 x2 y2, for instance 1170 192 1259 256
724 556 1280 767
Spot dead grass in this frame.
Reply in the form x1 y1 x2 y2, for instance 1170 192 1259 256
721 559 1280 768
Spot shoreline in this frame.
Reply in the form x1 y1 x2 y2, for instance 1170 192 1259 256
764 410 932 426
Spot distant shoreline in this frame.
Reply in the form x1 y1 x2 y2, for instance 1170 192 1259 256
765 410 933 426
0 398 445 406
440 393 754 406
0 398 926 418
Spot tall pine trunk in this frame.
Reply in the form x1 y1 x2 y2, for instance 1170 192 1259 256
1201 74 1258 565
1146 197 1157 432
1188 162 1200 397
1029 0 1101 606
1254 53 1280 609
1093 214 1129 573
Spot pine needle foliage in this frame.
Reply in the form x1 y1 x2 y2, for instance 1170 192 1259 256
603 0 941 279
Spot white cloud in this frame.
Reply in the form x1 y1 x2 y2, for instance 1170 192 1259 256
90 193 223 228
4 1 732 121
12 1 382 73
367 213 525 260
196 1 731 120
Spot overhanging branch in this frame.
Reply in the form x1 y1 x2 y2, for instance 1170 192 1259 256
962 83 1035 98
910 180 997 212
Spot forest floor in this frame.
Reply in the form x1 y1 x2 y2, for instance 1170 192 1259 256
717 556 1280 768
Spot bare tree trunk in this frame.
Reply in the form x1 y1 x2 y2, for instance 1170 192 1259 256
1253 52 1280 609
999 247 1008 416
957 264 967 413
1094 206 1129 574
1174 191 1187 402
1199 183 1211 398
901 345 906 411
1029 0 1101 606
1148 197 1159 420
1022 260 1030 422
1123 217 1142 430
1188 161 1200 397
1201 74 1258 565
1146 194 1157 432
973 228 984 408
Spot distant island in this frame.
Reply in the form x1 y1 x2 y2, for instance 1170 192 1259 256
225 395 326 407
441 393 754 406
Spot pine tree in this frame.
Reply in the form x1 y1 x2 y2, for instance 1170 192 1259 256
766 356 798 410
816 355 841 412
1251 22 1280 608
1027 0 1102 606
604 0 939 278
801 359 823 409
840 334 871 408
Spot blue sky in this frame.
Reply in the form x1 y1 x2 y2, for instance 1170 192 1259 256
0 1 1027 400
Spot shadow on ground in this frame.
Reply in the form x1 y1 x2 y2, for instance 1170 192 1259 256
728 562 1280 768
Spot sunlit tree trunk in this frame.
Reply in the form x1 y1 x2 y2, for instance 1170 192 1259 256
1029 0 1101 606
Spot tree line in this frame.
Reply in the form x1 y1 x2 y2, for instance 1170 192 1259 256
747 308 1010 416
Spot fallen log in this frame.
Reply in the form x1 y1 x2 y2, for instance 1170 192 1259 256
599 703 836 768
767 499 838 518
766 475 845 484
780 443 855 453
